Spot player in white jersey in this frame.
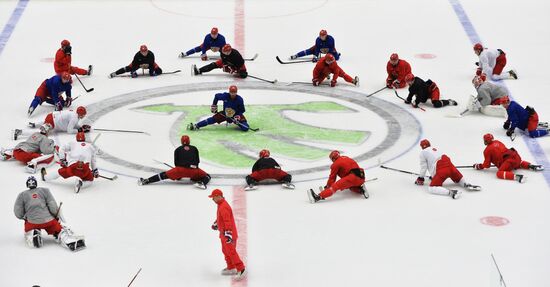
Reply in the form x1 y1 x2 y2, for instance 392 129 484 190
473 43 517 81
12 106 90 140
41 131 98 193
415 139 481 199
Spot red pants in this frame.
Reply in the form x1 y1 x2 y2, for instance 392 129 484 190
320 173 365 198
24 219 62 234
527 112 540 132
215 59 247 73
493 52 507 75
165 166 208 181
58 162 94 181
491 96 509 105
430 155 463 186
497 149 530 180
44 113 55 128
13 149 41 164
35 81 50 101
220 238 245 271
318 69 353 84
429 83 440 101
250 168 289 182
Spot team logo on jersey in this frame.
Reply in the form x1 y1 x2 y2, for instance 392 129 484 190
85 82 421 182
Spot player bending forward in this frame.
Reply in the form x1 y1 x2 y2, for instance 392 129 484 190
404 73 457 108
473 43 517 81
14 106 90 141
308 150 368 203
41 132 98 193
415 139 481 199
109 45 162 78
386 53 412 89
54 39 92 76
290 29 340 61
188 85 249 132
27 72 73 117
473 133 543 183
2 124 56 173
193 44 248 78
245 149 294 190
14 176 85 251
468 74 509 117
503 101 549 138
180 27 226 60
209 189 247 281
312 54 358 87
138 135 211 189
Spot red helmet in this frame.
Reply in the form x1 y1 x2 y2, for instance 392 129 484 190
325 53 335 63
181 135 190 145
211 27 218 35
420 139 431 149
61 72 72 83
473 43 483 52
76 131 86 142
140 45 148 52
390 53 399 61
61 39 70 47
319 29 327 37
76 106 87 117
329 150 340 161
259 149 270 158
222 44 232 53
405 73 415 83
229 85 238 93
483 133 494 144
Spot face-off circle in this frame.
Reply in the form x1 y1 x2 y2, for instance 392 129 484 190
480 216 510 227
414 53 437 59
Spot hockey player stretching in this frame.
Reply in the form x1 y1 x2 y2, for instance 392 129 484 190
415 139 481 199
468 74 509 117
2 124 55 174
245 149 294 190
193 44 247 78
54 39 92 76
179 27 226 60
503 101 549 138
473 133 543 183
312 54 358 87
188 85 249 132
386 53 412 89
15 106 90 141
290 29 340 61
404 73 457 108
138 135 211 189
27 72 73 117
109 45 163 78
473 43 517 81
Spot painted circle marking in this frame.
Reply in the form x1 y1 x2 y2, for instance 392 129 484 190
415 53 437 59
480 216 510 226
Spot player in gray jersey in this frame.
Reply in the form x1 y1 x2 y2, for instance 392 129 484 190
1 123 56 173
467 75 509 117
14 176 85 251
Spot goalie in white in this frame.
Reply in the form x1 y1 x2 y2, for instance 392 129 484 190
2 123 56 173
467 74 509 117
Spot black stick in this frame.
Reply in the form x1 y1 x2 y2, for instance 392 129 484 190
366 86 388 98
127 268 142 287
380 165 432 179
248 74 277 84
93 128 148 134
275 56 313 64
74 74 94 92
183 54 258 61
455 164 496 169
164 70 181 75
220 113 260 132
291 81 330 86
99 174 118 181
393 88 426 111
54 202 63 219
154 159 174 169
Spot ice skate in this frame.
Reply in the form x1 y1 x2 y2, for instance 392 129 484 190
192 64 200 76
1 148 11 161
179 52 187 58
194 182 207 190
448 99 458 106
137 178 148 186
87 65 93 76
358 184 369 199
234 268 247 281
74 179 83 193
25 163 37 174
528 164 544 171
538 122 548 128
508 69 518 79
221 268 238 275
464 183 481 191
307 188 323 203
187 123 198 131
28 122 36 128
353 76 360 87
27 107 35 117
449 189 462 199
515 174 526 183
108 72 116 79
244 184 258 191
282 182 295 189
12 129 22 140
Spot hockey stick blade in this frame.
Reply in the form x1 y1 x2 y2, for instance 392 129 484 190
99 174 118 181
366 86 388 98
74 74 94 93
275 56 313 64
248 74 277 84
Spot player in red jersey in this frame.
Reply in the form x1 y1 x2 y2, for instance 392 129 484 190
312 54 358 87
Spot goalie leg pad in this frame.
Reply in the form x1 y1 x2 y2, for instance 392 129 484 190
57 227 86 251
25 229 43 248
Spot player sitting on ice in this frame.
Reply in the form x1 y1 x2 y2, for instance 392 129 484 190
109 45 163 78
27 72 73 117
386 53 412 89
404 73 457 108
245 149 294 190
414 139 481 199
290 29 340 61
192 44 248 78
41 132 98 193
15 106 90 141
312 54 359 87
2 124 56 173
473 43 517 81
468 74 509 117
179 27 226 60
473 133 542 183
14 176 86 251
138 135 211 189
503 100 549 138
54 39 92 76
308 150 367 203
187 85 249 132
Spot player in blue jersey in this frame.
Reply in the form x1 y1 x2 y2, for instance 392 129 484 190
289 29 340 62
28 72 73 117
503 101 549 138
187 85 249 132
180 27 227 61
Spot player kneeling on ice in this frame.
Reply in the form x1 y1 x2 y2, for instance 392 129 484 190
2 124 56 174
14 176 85 251
209 189 247 281
503 100 549 139
109 45 162 78
193 44 247 78
41 132 98 193
27 72 73 117
308 150 367 203
290 29 340 61
138 135 211 189
54 39 92 76
415 139 481 199
473 133 542 183
473 43 517 81
187 85 250 132
386 53 412 89
179 27 226 60
312 53 358 87
468 74 509 117
15 106 90 141
245 149 294 190
404 73 457 108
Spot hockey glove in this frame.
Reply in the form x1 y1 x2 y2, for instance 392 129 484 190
312 78 320 86
92 168 99 178
503 120 510 130
506 129 514 137
78 125 91 133
224 230 233 244
211 221 218 231
233 115 242 122
476 68 482 76
223 65 236 74
210 105 218 113
392 80 400 88
404 99 411 104
474 163 484 170
55 101 63 111
312 56 318 63
386 81 393 88
200 54 208 61
330 80 337 87
64 96 73 107
414 177 425 185
475 62 479 66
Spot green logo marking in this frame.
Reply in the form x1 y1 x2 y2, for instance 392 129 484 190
140 101 368 168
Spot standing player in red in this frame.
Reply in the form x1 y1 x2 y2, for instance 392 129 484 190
386 53 412 89
312 54 358 87
473 133 543 183
54 39 92 76
245 149 294 190
209 189 247 281
308 150 367 203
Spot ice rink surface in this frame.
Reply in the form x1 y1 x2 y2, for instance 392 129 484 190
1 0 550 286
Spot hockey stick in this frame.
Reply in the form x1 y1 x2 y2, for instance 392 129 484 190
393 88 426 111
366 86 388 98
290 81 330 86
275 56 313 64
127 267 142 287
54 202 63 219
153 159 173 169
220 113 260 132
93 128 149 135
380 165 432 179
74 74 94 93
248 74 277 84
365 177 378 183
182 53 258 61
455 164 496 169
99 174 118 181
491 254 508 287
